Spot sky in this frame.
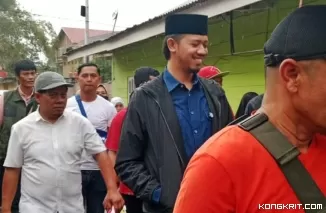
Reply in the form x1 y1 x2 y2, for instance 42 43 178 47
17 0 189 34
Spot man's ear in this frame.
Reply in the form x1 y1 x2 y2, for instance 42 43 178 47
167 37 178 55
279 59 301 93
34 92 42 104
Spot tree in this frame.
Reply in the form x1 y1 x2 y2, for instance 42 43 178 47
91 57 112 83
0 0 57 74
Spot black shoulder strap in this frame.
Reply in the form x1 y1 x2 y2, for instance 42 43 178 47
227 114 250 126
75 95 87 118
238 113 326 213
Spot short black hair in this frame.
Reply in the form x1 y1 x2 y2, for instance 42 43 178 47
134 67 160 88
162 34 184 60
77 63 100 75
14 59 36 76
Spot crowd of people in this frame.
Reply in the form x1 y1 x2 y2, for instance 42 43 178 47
0 4 326 213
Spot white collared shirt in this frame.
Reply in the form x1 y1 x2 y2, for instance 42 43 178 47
4 109 107 213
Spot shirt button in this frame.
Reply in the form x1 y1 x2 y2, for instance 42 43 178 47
190 111 194 115
194 130 198 134
188 93 191 96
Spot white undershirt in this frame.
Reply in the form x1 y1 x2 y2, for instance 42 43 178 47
66 95 117 170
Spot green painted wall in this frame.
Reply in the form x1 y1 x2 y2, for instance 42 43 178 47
111 0 326 111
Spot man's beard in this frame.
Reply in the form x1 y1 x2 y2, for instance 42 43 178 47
188 68 200 74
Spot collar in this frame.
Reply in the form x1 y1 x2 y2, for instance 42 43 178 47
35 108 66 123
18 86 34 105
18 86 34 98
163 69 200 92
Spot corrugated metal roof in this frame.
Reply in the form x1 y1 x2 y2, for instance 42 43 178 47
61 27 111 44
85 32 117 44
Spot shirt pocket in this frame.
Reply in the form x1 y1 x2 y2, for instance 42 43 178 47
61 134 83 165
200 107 213 123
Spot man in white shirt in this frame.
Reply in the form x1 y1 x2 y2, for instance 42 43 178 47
1 71 124 213
66 63 118 213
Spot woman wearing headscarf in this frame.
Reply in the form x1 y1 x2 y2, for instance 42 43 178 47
110 97 124 112
96 84 109 100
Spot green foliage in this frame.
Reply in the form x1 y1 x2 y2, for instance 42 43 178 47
0 0 56 74
91 57 112 82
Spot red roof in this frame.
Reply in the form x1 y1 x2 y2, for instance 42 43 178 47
61 27 111 44
0 71 8 78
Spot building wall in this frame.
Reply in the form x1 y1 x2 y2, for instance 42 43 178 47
0 82 17 90
62 59 82 78
59 34 73 48
56 34 84 77
110 0 325 110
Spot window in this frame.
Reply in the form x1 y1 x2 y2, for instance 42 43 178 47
127 76 135 101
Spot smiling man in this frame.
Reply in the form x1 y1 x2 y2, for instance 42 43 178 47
115 14 233 213
173 5 326 213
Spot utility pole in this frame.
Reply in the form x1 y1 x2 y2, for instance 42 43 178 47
85 0 89 46
112 10 118 33
81 0 89 63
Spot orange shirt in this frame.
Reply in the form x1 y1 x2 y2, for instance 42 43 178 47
174 126 326 213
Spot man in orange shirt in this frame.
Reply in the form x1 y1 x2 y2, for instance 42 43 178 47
174 5 326 213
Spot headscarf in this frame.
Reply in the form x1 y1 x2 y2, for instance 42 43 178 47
97 84 109 100
111 97 124 106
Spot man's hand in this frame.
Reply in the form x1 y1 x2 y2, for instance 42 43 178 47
103 189 124 212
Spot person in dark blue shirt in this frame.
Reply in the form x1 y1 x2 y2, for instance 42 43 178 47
163 70 212 157
245 93 264 115
116 14 233 213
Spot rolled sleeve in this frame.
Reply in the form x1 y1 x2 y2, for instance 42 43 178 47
82 118 107 155
4 125 23 168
